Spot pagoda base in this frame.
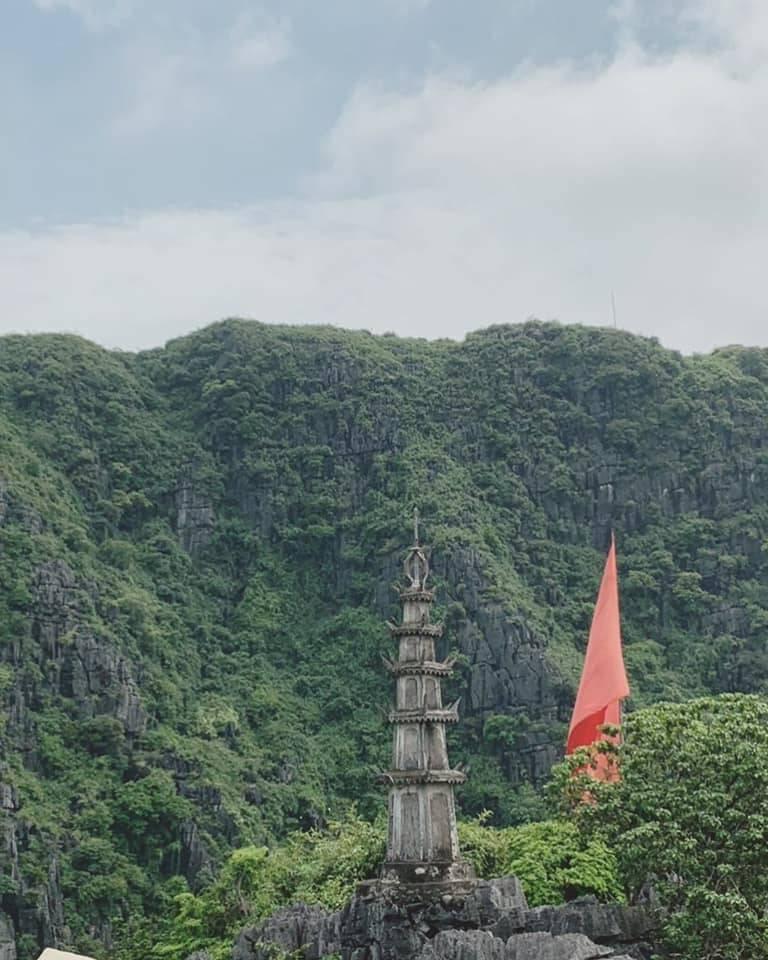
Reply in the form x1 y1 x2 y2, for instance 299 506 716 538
358 859 477 897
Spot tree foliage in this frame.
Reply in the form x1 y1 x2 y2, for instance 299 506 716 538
557 695 768 960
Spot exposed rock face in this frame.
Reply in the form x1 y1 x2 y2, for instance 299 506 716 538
61 633 146 737
524 899 653 943
176 470 215 555
30 560 79 659
25 560 146 737
233 882 657 960
0 554 147 953
0 913 17 960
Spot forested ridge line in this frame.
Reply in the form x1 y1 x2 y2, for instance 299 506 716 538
1 318 767 957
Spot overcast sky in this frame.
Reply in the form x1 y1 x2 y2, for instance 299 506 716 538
1 0 766 354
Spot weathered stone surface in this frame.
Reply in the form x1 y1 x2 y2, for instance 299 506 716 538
176 470 215 555
235 880 654 960
31 560 79 656
37 858 67 952
419 929 506 960
506 931 614 960
0 912 16 960
233 904 341 960
340 891 424 960
462 877 528 929
25 560 147 739
62 633 146 737
0 785 19 813
523 897 656 944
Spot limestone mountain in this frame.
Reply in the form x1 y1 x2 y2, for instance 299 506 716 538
0 319 767 958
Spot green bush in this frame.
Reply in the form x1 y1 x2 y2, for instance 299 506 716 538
459 815 622 906
136 813 385 960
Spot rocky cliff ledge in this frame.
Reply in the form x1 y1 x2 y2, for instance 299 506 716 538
225 879 657 960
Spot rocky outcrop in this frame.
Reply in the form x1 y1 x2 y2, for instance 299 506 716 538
30 560 79 659
24 560 147 738
524 899 653 944
176 469 215 555
0 913 16 960
233 882 657 960
61 633 145 737
233 904 342 960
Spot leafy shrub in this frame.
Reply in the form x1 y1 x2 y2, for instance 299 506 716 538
142 813 385 960
459 815 622 906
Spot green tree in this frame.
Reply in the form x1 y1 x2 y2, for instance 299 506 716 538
557 695 768 960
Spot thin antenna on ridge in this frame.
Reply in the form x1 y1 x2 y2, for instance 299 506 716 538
611 291 618 329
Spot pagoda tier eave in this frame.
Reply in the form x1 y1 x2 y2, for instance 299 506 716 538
388 623 444 638
388 704 460 725
398 587 435 602
377 769 467 786
381 656 456 677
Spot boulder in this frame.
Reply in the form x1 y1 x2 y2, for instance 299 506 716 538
419 930 506 960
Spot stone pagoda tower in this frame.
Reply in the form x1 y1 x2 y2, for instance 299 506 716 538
378 512 476 888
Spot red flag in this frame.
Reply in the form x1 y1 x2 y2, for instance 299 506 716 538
566 535 630 778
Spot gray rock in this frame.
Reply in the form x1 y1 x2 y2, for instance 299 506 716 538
62 632 146 737
232 881 656 960
233 903 341 960
447 878 529 932
176 469 215 555
523 898 656 944
0 785 18 813
31 560 78 655
341 891 424 960
420 930 506 960
506 931 614 960
0 912 16 960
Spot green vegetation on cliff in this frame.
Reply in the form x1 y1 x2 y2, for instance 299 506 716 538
1 319 768 957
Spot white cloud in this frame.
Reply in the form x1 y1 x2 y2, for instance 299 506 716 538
112 13 292 138
6 0 768 353
681 0 768 62
231 14 292 70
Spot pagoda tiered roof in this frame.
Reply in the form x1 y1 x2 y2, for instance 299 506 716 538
381 656 457 677
388 700 461 725
388 622 444 638
377 768 467 786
